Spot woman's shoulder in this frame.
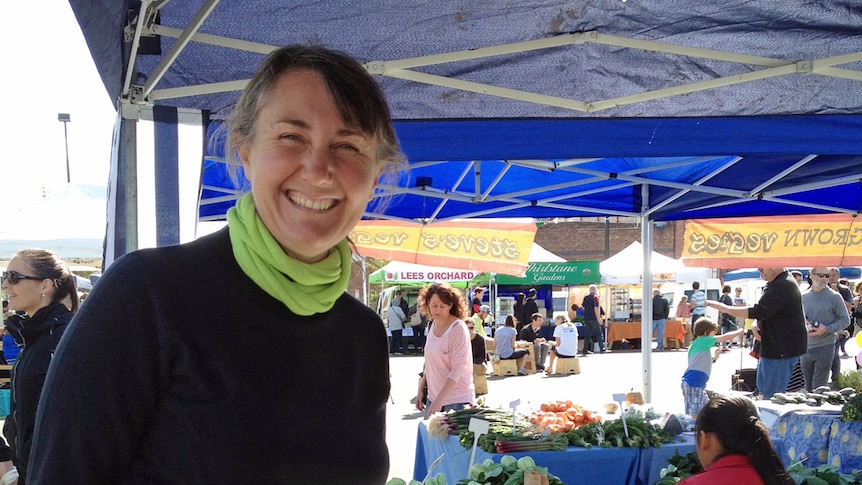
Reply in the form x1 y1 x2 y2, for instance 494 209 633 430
102 230 234 284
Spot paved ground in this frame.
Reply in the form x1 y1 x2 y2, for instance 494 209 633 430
385 344 861 482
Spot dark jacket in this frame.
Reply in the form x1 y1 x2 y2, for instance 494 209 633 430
748 271 808 360
27 228 390 484
518 324 543 343
3 301 71 482
521 299 539 331
652 295 670 320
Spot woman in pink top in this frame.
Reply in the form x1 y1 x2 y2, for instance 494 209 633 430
680 395 793 485
415 283 475 417
676 295 692 318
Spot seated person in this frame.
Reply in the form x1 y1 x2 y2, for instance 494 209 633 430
495 315 528 376
468 321 492 367
547 315 578 374
518 313 549 371
679 395 794 485
471 305 492 338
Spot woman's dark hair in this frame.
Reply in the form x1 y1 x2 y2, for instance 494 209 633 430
696 396 794 485
15 248 79 313
504 315 515 327
418 283 466 320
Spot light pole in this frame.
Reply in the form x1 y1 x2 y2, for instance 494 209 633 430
58 113 71 183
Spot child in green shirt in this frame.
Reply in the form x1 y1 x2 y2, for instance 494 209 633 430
681 317 744 416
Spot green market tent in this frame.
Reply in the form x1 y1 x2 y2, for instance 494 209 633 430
471 260 601 287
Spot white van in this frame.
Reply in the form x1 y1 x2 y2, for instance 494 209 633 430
376 286 421 329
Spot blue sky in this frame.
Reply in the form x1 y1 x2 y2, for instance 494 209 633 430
0 1 115 211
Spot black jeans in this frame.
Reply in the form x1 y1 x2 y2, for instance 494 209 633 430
390 329 404 354
411 324 426 352
581 321 603 354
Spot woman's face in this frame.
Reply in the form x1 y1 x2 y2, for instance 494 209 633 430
240 68 382 263
427 294 453 322
2 257 49 316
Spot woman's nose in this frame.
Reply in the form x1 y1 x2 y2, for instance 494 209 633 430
300 150 334 184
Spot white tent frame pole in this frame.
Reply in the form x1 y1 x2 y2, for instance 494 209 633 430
641 185 654 404
141 0 221 99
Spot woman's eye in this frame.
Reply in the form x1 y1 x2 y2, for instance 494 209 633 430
279 133 301 141
335 142 359 152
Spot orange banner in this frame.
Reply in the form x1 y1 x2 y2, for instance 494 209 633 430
682 214 862 268
350 219 537 276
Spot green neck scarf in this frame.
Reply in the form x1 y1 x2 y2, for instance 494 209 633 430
226 193 350 316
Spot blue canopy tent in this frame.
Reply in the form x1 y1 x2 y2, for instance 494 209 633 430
68 0 862 401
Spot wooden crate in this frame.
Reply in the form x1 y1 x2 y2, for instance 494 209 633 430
492 359 518 376
554 357 580 375
473 363 488 395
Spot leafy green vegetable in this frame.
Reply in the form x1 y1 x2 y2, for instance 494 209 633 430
567 417 673 449
786 462 862 484
841 393 862 422
652 451 703 484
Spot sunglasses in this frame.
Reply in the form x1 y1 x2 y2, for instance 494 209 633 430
1 271 45 285
811 272 831 278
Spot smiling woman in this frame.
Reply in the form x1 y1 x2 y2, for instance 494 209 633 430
27 45 407 484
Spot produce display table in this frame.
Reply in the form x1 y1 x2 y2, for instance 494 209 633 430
759 401 860 474
607 319 685 348
413 421 695 484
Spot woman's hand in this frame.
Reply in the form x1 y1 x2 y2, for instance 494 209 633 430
425 399 442 416
415 392 425 412
415 377 426 412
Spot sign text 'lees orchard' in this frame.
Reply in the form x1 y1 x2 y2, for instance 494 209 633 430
686 226 862 257
385 270 478 282
351 230 523 261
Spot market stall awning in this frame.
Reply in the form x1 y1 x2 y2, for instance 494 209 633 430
682 214 862 268
601 241 709 285
473 260 602 287
350 219 536 277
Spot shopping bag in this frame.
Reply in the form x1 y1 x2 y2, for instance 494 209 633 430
524 471 550 485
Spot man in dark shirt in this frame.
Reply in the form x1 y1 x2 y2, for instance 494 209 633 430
581 285 604 355
519 313 549 371
651 289 670 351
520 289 539 333
707 268 807 399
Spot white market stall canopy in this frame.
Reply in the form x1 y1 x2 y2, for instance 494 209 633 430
0 183 106 259
601 241 709 285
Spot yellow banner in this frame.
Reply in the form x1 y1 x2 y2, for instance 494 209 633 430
350 220 537 277
682 214 862 268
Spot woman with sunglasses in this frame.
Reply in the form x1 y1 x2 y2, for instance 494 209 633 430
28 45 404 483
1 248 78 484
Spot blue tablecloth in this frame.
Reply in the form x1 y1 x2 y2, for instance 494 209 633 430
764 402 862 474
828 420 862 473
413 422 695 485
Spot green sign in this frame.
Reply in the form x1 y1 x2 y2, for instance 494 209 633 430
494 260 601 286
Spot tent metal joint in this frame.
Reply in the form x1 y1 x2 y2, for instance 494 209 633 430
125 85 152 107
